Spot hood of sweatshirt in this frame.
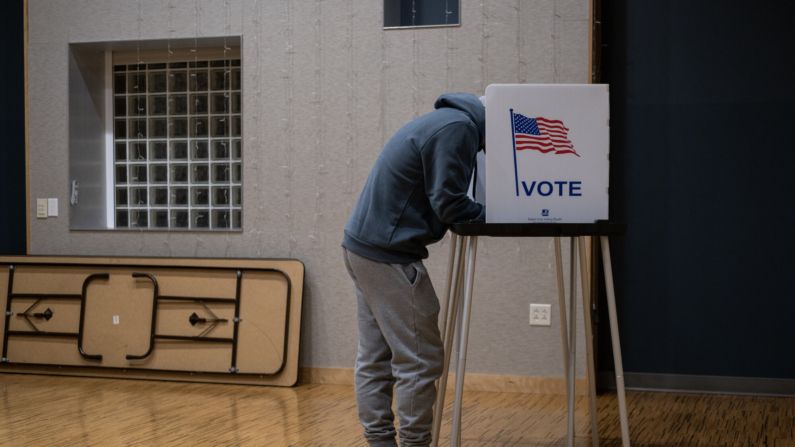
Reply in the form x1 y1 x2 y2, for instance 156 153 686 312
343 92 486 263
434 93 486 143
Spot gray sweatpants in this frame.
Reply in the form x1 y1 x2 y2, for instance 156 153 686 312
342 248 444 447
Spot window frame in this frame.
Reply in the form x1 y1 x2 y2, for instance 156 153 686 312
383 0 461 29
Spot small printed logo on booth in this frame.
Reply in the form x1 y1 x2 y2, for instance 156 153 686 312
542 209 549 216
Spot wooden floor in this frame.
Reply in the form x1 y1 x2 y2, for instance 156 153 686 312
0 374 793 446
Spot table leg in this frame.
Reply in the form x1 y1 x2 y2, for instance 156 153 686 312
450 236 478 447
567 238 577 447
432 234 466 447
579 237 600 447
600 236 631 447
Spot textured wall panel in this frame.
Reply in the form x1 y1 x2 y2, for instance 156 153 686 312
28 0 590 378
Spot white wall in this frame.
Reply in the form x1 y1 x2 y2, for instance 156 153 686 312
28 0 591 378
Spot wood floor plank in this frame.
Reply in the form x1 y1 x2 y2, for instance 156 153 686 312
0 373 792 446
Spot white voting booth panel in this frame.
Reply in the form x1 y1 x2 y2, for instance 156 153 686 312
435 85 631 447
485 84 610 223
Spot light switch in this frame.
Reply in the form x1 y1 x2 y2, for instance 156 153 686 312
36 199 47 218
48 198 58 217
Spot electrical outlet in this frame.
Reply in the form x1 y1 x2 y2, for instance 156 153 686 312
36 199 48 218
530 304 552 326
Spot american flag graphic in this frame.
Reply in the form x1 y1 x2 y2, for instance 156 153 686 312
512 112 579 157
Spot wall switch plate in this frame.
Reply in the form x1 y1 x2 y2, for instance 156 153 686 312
36 199 48 218
113 315 119 325
47 198 58 217
530 304 552 326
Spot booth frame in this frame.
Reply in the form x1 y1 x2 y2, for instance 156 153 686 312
431 221 630 447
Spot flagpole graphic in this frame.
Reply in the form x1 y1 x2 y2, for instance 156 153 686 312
510 109 520 197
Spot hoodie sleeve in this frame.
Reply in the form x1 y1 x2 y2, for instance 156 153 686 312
420 122 486 224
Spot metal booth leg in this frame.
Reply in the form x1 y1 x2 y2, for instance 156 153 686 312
600 236 631 447
578 237 600 447
553 238 570 403
432 233 466 447
449 235 478 447
445 236 468 447
438 234 459 347
566 238 578 447
453 264 465 445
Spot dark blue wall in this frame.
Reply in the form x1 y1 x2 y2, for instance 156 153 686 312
0 1 27 255
600 1 795 378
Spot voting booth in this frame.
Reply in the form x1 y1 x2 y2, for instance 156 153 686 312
434 85 630 447
486 84 610 224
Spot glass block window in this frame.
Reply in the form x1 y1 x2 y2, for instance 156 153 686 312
113 59 242 230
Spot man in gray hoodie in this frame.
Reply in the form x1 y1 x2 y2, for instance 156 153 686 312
342 93 485 447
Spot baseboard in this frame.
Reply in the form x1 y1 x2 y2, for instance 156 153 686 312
598 371 795 397
298 367 588 396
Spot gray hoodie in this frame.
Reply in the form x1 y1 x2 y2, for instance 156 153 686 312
342 93 486 264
